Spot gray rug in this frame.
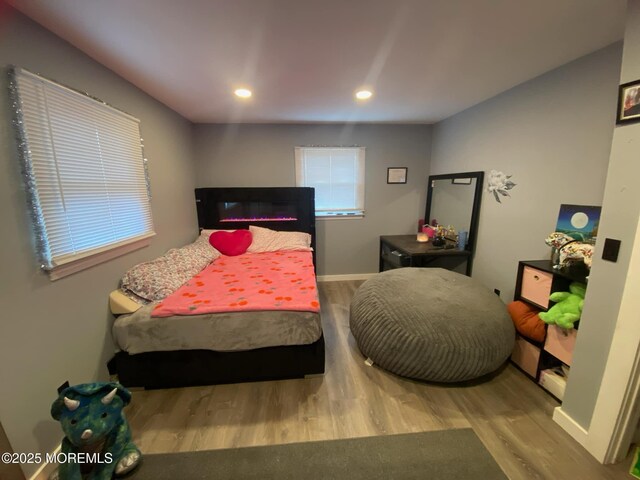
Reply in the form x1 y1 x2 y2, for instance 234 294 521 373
128 429 507 479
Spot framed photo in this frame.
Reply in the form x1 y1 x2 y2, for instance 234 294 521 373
452 177 472 185
387 167 407 184
617 79 640 125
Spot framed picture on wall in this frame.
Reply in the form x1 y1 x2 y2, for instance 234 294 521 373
387 167 407 184
555 204 601 243
617 79 640 125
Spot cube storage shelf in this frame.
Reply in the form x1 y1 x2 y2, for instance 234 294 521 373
510 260 588 401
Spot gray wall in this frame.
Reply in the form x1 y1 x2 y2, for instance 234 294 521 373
430 43 623 431
193 124 431 275
563 2 640 430
431 43 621 301
0 11 197 477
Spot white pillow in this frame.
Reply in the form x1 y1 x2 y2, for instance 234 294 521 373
247 225 312 253
200 228 236 238
199 229 234 239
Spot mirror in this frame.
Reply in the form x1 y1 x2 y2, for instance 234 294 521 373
425 171 484 270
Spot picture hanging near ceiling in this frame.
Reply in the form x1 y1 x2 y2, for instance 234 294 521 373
617 79 640 125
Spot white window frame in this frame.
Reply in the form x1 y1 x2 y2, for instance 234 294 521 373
10 67 155 280
294 146 365 219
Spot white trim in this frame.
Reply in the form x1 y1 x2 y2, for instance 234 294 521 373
582 212 640 463
48 235 152 280
316 273 377 282
587 335 640 463
30 443 60 480
316 214 365 221
52 232 156 268
553 407 589 447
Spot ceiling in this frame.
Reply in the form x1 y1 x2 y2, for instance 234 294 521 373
8 0 627 124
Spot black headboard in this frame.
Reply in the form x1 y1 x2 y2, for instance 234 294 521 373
195 187 316 263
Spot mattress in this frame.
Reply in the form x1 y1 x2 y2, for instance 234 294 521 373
113 304 322 354
113 250 322 354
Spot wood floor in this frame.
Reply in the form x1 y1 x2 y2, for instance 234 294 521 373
126 281 632 479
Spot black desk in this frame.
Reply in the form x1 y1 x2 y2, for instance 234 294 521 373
379 235 472 275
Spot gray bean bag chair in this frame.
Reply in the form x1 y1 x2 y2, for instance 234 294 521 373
349 268 515 382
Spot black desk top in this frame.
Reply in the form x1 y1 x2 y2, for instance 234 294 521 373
380 235 471 257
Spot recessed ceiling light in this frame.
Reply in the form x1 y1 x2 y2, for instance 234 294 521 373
234 88 252 98
355 90 373 100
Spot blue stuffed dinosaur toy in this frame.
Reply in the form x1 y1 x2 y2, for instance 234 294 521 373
50 382 141 480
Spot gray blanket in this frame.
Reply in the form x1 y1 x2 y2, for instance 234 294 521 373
113 304 322 354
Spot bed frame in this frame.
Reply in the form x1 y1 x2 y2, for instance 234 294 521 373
108 187 324 389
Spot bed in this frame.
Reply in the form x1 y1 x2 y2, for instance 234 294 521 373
107 187 324 389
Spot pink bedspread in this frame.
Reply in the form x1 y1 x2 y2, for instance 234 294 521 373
152 251 320 317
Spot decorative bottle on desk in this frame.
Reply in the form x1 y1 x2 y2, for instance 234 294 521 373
457 231 468 250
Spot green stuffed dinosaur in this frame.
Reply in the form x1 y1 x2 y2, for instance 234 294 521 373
538 282 586 329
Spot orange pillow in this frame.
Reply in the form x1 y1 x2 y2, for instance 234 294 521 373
507 300 546 343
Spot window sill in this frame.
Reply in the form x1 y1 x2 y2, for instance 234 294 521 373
316 214 365 220
47 235 154 280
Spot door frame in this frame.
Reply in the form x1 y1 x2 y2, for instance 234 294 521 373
584 216 640 463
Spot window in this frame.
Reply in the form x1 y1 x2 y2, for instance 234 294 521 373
294 147 365 218
10 67 155 280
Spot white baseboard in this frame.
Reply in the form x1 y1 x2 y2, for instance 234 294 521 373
553 406 589 447
316 273 377 282
30 444 60 480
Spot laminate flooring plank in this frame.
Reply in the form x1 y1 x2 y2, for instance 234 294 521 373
126 280 633 479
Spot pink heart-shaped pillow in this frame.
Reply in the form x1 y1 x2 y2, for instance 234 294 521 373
209 230 253 256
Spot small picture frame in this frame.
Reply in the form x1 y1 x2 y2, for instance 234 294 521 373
617 79 640 125
452 177 472 185
387 167 407 184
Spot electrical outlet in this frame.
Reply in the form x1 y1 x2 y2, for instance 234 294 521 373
494 288 501 297
57 381 70 394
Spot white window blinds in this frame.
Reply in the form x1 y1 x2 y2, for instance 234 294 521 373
12 68 154 279
294 147 365 217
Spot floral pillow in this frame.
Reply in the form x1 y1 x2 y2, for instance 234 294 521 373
120 235 220 302
246 225 312 253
